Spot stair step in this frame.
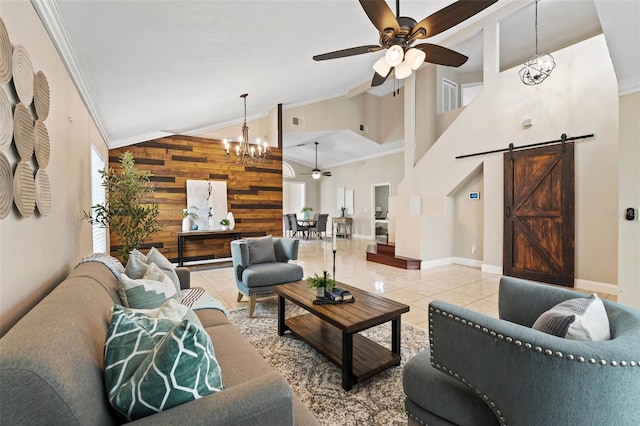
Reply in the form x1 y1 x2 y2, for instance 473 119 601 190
366 251 421 270
375 243 396 256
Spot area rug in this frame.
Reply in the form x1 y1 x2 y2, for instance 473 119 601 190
227 301 429 426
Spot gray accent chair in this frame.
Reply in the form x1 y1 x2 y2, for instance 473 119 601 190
403 276 640 426
231 237 304 317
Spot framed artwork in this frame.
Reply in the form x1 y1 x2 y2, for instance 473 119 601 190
186 180 227 230
345 189 354 215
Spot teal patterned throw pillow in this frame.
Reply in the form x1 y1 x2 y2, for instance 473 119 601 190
104 305 223 421
118 273 177 309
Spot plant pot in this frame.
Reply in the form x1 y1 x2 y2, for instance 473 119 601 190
221 225 229 231
303 211 309 220
315 287 325 297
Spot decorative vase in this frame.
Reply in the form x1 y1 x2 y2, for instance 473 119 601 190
208 216 214 230
182 216 193 232
315 287 325 297
226 212 235 230
303 211 309 220
221 225 229 231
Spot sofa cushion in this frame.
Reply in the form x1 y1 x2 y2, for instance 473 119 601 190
104 305 223 421
246 235 276 265
242 262 303 288
533 293 611 341
118 273 177 309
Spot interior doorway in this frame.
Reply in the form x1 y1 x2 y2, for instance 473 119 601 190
283 181 306 216
371 183 391 243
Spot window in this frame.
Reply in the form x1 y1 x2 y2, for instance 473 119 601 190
442 78 458 112
91 146 107 253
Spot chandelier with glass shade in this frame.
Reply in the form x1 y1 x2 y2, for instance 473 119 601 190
223 93 269 166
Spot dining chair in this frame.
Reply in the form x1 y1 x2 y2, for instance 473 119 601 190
310 214 328 239
283 214 293 237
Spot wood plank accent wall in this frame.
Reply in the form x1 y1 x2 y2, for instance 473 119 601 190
108 135 283 263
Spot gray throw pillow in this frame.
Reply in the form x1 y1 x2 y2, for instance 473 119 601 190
532 293 611 341
246 235 276 265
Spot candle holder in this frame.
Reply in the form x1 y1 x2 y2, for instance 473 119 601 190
332 250 336 280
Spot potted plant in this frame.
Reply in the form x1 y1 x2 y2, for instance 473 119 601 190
301 206 313 219
220 218 231 231
83 151 161 262
306 272 336 297
181 207 199 232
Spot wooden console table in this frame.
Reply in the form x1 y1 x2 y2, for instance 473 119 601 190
332 217 353 238
177 230 242 266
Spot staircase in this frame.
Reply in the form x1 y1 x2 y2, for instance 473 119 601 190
366 243 421 270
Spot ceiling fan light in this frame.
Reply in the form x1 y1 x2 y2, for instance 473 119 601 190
373 56 391 77
404 48 426 70
395 60 412 80
311 169 321 180
385 45 404 67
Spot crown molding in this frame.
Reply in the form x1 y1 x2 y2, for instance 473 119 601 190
31 0 112 145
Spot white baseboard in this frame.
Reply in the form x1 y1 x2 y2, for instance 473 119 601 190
421 257 455 269
481 264 503 275
451 257 483 268
574 278 618 295
172 257 231 267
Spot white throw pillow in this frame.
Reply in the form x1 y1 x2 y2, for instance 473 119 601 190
532 293 611 341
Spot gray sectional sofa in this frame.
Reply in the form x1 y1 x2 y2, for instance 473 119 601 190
0 260 318 425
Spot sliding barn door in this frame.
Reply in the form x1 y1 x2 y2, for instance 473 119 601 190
503 143 575 286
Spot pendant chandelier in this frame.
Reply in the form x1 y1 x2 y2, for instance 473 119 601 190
223 93 269 166
518 0 555 85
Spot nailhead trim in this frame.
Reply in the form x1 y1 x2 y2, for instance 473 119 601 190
428 305 640 426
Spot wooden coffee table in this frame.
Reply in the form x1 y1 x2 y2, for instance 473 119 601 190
274 280 409 390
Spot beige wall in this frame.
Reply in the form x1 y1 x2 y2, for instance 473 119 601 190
318 152 404 238
617 92 640 308
0 2 106 335
396 35 620 286
452 166 484 260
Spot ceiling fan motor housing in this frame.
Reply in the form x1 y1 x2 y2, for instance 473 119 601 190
380 16 417 48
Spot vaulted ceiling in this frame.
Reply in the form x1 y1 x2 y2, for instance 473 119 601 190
33 0 639 169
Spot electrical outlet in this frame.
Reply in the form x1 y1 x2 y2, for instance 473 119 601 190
471 245 477 254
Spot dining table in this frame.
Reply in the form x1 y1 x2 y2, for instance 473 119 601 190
297 218 316 239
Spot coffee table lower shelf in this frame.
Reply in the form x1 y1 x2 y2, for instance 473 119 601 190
284 313 401 389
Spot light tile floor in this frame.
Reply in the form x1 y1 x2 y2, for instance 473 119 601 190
189 238 616 329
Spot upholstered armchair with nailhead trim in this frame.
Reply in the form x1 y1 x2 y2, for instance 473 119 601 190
403 276 640 426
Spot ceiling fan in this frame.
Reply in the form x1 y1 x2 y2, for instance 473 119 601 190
313 0 497 86
301 142 332 179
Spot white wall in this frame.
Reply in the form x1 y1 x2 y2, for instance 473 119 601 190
0 2 107 335
396 35 620 287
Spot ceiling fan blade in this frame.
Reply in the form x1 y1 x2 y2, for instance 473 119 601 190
371 69 391 87
313 45 382 61
358 0 399 35
411 0 497 40
323 172 332 177
414 43 468 67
